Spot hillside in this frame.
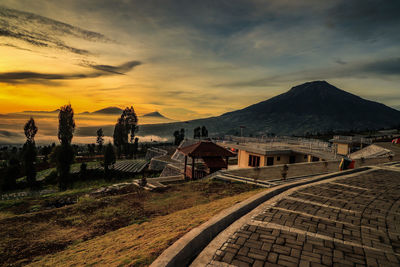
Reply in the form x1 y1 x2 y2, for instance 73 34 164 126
139 81 400 138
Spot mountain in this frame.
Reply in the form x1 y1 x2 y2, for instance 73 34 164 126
142 111 170 119
92 107 123 115
139 81 400 138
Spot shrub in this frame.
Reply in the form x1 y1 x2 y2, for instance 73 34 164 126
80 162 87 180
44 170 58 185
281 164 289 180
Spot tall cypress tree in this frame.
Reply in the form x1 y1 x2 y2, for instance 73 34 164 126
23 118 38 189
56 104 75 191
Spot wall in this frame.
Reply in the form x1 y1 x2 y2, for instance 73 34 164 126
238 150 266 168
237 150 312 168
226 155 399 181
337 143 349 155
145 147 168 161
160 164 182 177
149 158 170 171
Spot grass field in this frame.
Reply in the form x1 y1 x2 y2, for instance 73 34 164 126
17 161 102 182
0 179 263 266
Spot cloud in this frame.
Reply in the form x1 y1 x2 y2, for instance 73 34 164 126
0 130 22 138
361 58 400 75
88 61 142 75
0 60 142 84
327 0 400 41
0 6 111 55
216 58 400 88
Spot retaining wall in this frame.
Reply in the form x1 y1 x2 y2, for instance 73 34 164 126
226 156 400 180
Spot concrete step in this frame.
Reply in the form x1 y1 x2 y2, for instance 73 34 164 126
220 173 278 186
133 179 168 190
214 174 272 188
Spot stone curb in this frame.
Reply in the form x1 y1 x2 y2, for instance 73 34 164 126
150 167 370 267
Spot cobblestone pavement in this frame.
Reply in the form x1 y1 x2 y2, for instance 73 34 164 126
207 168 400 267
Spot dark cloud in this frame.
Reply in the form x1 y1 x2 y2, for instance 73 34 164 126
0 130 22 138
0 42 34 52
89 61 142 75
327 0 400 41
0 60 142 84
361 58 400 75
0 6 110 55
216 58 400 88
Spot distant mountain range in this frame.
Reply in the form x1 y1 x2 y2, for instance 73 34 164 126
90 107 123 115
142 111 166 118
139 81 400 138
81 108 171 120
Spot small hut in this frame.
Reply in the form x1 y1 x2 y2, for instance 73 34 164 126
178 140 235 179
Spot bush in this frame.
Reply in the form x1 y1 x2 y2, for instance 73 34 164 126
104 143 116 182
281 164 289 180
52 144 75 191
80 162 87 180
1 158 20 191
44 170 58 185
22 142 37 189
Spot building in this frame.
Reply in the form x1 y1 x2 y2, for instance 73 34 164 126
221 142 335 169
330 135 372 156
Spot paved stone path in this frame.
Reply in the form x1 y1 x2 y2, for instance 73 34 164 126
203 167 400 267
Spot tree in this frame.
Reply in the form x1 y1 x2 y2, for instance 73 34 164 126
281 164 289 180
173 128 185 145
133 137 139 158
22 118 38 189
104 143 116 181
193 127 201 139
56 104 76 191
87 144 95 156
40 145 52 164
96 128 104 153
1 157 20 191
113 106 138 158
58 104 75 144
201 126 208 138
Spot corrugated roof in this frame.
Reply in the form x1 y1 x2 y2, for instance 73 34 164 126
178 141 236 157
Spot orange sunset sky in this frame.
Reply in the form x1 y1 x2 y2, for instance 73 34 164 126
1 1 400 144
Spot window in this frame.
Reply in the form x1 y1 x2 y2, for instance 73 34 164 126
304 155 307 159
248 155 260 167
277 156 280 161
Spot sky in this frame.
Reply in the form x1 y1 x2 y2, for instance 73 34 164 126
0 0 400 143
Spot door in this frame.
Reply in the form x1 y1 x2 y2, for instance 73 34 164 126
289 156 296 164
267 157 274 166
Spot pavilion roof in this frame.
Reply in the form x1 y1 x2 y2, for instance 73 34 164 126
203 157 227 168
178 141 235 157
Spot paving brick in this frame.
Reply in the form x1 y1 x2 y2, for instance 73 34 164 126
235 255 254 264
207 169 400 267
222 252 235 263
248 252 267 261
299 260 311 267
231 259 250 267
238 247 249 256
267 252 278 263
252 260 264 267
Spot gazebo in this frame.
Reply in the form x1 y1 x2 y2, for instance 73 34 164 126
178 140 236 179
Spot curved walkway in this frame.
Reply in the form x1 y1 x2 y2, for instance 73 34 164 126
193 166 400 267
